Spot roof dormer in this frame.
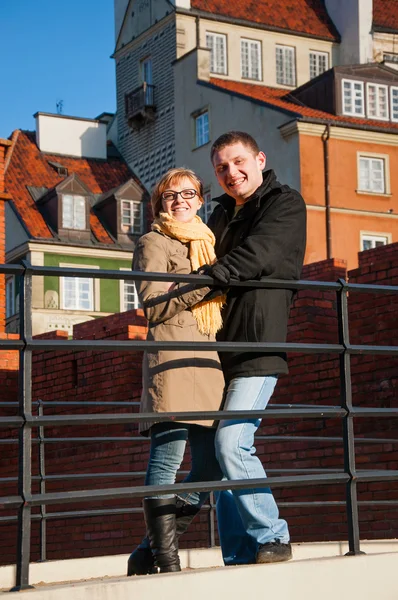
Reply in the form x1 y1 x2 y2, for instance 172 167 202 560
37 173 92 242
95 178 148 246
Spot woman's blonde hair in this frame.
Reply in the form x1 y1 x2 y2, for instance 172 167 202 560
151 168 204 218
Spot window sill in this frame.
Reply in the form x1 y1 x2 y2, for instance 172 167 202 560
192 141 211 152
356 190 392 197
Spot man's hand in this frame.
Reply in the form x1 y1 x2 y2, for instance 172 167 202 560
199 262 240 285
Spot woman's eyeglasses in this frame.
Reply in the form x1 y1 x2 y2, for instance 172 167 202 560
161 189 198 202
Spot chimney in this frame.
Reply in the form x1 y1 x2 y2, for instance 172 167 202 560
325 0 373 64
169 0 191 8
0 139 12 332
34 113 108 160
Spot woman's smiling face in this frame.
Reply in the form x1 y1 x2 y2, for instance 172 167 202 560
161 176 203 223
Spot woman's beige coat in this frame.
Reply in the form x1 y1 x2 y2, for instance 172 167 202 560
132 231 225 435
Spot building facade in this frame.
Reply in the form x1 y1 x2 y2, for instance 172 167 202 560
4 113 148 336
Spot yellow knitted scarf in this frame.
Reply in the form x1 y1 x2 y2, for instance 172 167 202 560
152 212 225 336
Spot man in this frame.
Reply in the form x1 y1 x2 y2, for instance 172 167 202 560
202 131 306 565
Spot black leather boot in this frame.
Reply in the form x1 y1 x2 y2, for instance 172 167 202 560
127 497 200 576
256 540 292 564
143 497 181 573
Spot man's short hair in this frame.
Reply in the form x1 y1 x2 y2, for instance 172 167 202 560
210 131 260 163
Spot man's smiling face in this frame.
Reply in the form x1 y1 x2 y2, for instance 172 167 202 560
212 142 266 205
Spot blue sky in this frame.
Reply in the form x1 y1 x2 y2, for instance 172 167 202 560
0 0 117 139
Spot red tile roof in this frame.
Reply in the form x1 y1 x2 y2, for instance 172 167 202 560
191 0 339 41
5 130 137 244
207 77 398 133
373 0 398 32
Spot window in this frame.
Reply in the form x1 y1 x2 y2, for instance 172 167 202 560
361 234 389 251
206 32 227 75
195 111 209 147
140 56 153 105
241 39 262 81
60 264 99 311
6 276 15 318
275 45 295 86
309 51 328 79
342 79 365 116
391 87 398 122
121 200 143 234
383 52 398 64
120 269 140 311
367 83 389 120
358 156 385 194
62 194 86 229
62 277 93 311
199 189 213 223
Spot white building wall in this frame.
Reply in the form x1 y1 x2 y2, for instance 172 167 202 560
324 0 373 64
35 114 107 160
115 17 177 191
174 50 301 202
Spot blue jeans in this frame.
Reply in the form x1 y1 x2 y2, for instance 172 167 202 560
215 376 290 565
145 422 223 505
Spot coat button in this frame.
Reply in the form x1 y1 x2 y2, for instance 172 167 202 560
178 316 184 325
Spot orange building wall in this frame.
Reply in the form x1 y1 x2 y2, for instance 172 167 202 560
300 132 398 270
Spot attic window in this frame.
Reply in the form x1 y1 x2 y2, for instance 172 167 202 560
62 195 86 229
48 161 68 177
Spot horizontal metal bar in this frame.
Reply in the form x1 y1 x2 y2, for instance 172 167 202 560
355 470 398 482
347 344 398 356
37 401 141 407
0 264 25 275
26 338 344 354
0 495 23 508
23 473 350 506
257 435 398 444
351 408 398 418
0 339 24 350
25 407 347 427
0 417 24 428
346 282 398 295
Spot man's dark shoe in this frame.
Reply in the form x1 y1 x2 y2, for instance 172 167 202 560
256 540 292 564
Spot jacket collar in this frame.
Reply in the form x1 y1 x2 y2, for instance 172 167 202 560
213 170 278 215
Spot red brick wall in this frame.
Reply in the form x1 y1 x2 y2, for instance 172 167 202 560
0 247 397 564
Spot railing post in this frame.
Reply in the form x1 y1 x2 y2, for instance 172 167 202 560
208 491 216 548
336 278 362 555
12 262 34 591
38 399 47 562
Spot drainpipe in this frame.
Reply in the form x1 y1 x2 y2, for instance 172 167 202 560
196 15 200 47
322 123 332 260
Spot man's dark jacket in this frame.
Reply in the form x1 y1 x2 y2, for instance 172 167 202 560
207 169 306 383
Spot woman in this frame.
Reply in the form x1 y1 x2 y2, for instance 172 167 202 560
128 168 225 576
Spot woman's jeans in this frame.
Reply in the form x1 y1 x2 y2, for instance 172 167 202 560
145 422 223 505
215 376 290 565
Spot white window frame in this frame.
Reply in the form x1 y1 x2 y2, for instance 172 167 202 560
241 38 262 81
119 268 140 312
121 200 143 235
199 189 213 223
357 152 390 195
206 32 227 75
342 79 365 117
275 45 296 86
360 232 391 252
366 83 389 121
194 110 209 148
309 50 329 79
391 86 398 122
6 276 15 319
62 194 86 230
59 263 100 312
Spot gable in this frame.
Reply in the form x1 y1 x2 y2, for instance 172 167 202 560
116 0 175 51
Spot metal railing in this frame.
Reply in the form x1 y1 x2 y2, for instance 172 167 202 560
1 260 398 590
